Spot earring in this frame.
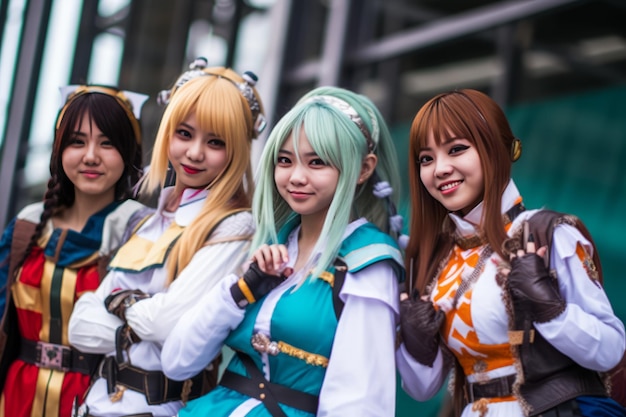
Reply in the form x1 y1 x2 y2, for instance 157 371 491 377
510 138 522 162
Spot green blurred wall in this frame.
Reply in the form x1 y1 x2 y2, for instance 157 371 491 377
393 85 626 416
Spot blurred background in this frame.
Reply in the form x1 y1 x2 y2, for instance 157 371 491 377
1 0 625 415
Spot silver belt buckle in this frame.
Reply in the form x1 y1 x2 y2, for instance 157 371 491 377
251 333 280 356
38 341 69 371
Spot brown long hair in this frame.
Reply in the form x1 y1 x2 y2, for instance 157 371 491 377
405 89 518 295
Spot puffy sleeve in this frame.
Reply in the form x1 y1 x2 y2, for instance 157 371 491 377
122 211 253 342
535 223 625 371
68 270 122 353
161 273 245 380
317 261 400 416
396 344 450 401
70 211 254 354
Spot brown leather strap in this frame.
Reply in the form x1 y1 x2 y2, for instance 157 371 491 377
220 352 319 416
8 219 36 282
464 374 516 402
99 357 210 405
332 259 347 319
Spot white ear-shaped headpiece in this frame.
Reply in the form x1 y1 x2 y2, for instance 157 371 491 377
122 91 149 119
58 85 149 119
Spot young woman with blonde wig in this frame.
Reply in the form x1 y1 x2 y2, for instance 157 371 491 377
68 61 265 417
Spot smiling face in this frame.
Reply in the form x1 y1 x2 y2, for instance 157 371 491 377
274 129 339 224
418 130 484 215
168 112 229 190
61 112 125 202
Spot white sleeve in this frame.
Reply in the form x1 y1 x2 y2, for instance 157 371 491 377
68 271 124 353
125 231 251 343
396 345 448 401
317 261 399 417
535 224 625 371
161 273 244 380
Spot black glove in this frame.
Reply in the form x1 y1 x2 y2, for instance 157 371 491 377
230 262 286 308
400 292 445 367
508 253 565 323
104 289 150 321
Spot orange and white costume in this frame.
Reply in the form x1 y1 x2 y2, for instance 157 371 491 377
397 180 625 416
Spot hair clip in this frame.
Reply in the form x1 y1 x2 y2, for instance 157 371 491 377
510 138 522 161
157 57 209 106
236 71 266 136
372 179 408 249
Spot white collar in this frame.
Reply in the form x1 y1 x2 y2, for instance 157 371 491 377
157 187 209 227
448 179 521 238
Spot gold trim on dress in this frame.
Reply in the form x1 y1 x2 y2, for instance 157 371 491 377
318 271 334 286
251 333 328 367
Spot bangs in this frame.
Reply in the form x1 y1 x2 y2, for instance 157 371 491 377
301 106 348 168
196 79 250 144
411 95 478 156
269 104 337 167
168 76 251 149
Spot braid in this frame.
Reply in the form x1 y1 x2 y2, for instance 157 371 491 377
17 177 61 271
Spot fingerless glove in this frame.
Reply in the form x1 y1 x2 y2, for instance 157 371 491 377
400 293 445 367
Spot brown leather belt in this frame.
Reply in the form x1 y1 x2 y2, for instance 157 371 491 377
19 337 101 375
98 356 209 405
465 374 517 402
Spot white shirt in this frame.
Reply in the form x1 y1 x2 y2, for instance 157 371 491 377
68 187 255 417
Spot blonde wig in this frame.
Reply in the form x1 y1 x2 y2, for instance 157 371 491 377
141 67 264 283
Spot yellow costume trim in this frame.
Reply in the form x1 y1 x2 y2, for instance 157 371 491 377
251 333 329 368
108 223 184 272
317 271 334 286
237 278 256 304
277 341 329 367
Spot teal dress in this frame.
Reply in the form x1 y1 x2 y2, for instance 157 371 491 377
179 219 403 416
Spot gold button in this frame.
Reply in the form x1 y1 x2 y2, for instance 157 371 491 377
260 393 266 399
259 383 265 389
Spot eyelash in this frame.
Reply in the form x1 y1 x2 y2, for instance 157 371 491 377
450 145 469 154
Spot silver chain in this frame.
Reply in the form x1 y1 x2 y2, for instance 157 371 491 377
452 246 494 308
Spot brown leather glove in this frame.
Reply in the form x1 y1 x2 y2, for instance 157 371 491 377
104 289 150 321
508 253 565 323
400 292 445 367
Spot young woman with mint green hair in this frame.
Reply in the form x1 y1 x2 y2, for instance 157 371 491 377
251 85 404 279
162 85 406 416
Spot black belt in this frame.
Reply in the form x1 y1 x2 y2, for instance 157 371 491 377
219 352 318 416
465 374 516 403
99 356 208 405
19 337 101 375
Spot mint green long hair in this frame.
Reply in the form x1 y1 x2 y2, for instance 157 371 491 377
251 86 401 279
